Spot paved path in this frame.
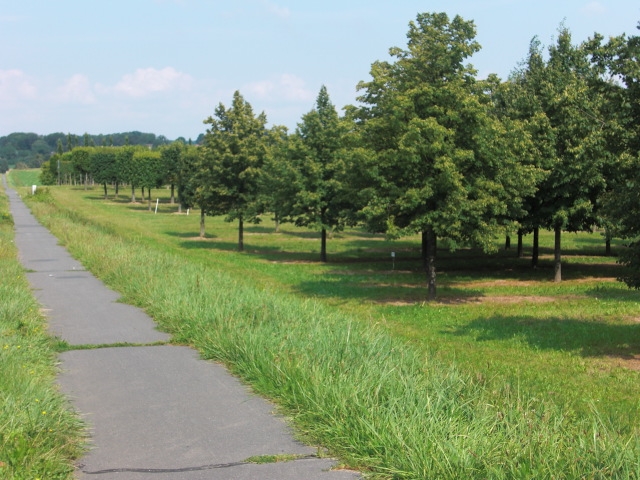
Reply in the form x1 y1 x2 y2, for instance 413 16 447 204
5 178 359 480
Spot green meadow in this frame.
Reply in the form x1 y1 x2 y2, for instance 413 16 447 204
8 172 640 478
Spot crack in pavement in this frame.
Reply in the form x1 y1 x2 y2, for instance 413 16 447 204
81 454 320 475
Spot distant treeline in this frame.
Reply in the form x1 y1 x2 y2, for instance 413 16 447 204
0 131 204 173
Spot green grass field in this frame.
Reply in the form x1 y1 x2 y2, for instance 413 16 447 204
12 178 640 478
7 169 42 188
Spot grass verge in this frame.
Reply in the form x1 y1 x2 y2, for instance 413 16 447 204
18 184 640 478
0 176 84 479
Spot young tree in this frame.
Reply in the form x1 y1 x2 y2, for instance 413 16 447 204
91 148 118 199
354 12 540 298
288 86 352 262
160 142 183 204
516 29 610 281
258 125 298 233
134 150 164 211
198 91 268 251
69 147 93 189
117 146 142 202
177 145 200 216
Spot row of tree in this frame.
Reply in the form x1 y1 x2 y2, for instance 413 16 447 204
0 131 200 172
40 12 640 297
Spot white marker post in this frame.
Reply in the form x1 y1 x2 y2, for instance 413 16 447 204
155 198 159 214
31 185 37 195
391 251 395 270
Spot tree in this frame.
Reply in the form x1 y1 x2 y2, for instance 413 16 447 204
160 142 183 204
70 147 93 189
490 43 555 264
177 145 200 215
589 23 640 286
198 91 268 251
258 125 298 233
135 150 165 211
354 12 540 298
287 86 352 262
91 148 118 199
513 28 610 281
116 146 142 202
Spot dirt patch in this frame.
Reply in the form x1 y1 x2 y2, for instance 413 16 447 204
186 236 215 241
451 279 536 289
606 354 640 372
478 295 557 304
327 269 415 276
372 295 561 306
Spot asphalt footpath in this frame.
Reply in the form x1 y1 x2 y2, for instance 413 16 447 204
5 178 360 480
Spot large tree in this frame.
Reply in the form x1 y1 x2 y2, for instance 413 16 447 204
512 28 610 281
198 91 268 251
288 86 352 262
589 23 640 287
354 12 540 298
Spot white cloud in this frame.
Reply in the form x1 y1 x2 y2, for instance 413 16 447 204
260 0 291 19
581 1 607 15
0 69 37 103
244 74 313 102
56 74 96 104
108 67 193 98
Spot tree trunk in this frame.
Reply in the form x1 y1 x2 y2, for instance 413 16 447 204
114 182 119 199
238 216 244 252
425 225 437 299
554 225 562 282
148 188 152 211
170 184 175 204
505 235 511 250
517 229 524 258
274 212 280 233
320 228 327 262
199 210 205 238
103 183 107 199
421 230 428 270
131 185 136 203
605 228 612 256
141 186 145 198
532 227 539 268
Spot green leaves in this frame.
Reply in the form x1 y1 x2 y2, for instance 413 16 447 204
199 91 268 249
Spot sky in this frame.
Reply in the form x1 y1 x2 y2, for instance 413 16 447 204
1 0 639 141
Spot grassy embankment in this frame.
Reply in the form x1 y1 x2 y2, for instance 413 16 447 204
0 172 83 479
16 177 640 478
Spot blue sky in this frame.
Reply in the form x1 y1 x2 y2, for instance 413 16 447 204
1 0 638 140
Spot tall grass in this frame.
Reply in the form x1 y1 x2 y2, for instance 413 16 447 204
22 188 640 478
0 179 84 479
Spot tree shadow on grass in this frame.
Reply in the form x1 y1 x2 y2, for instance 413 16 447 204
165 230 218 240
446 315 640 359
293 276 484 305
584 286 640 302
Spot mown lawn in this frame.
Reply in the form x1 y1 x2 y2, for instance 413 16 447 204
16 180 640 478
